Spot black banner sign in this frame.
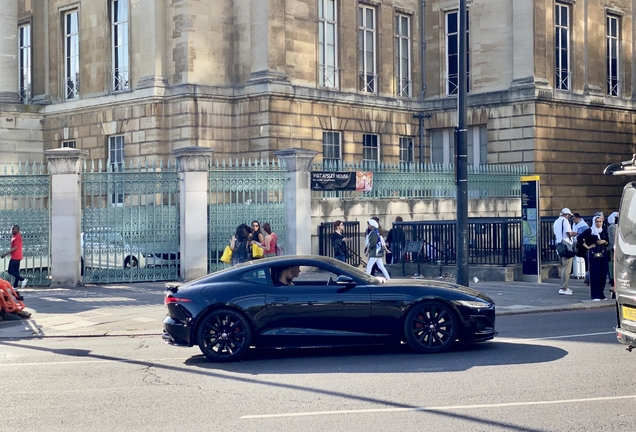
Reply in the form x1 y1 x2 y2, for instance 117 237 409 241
311 171 373 191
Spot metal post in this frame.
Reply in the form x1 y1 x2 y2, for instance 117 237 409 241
456 0 469 286
413 112 431 166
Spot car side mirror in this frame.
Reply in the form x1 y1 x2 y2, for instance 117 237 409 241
335 275 355 286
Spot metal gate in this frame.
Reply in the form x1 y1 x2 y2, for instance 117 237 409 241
0 163 50 286
208 159 286 272
81 159 180 283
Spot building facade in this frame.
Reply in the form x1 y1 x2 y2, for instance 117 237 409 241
0 0 634 214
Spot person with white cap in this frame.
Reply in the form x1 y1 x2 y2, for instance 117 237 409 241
365 219 391 280
553 208 577 295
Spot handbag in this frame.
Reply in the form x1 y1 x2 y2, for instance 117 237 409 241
252 244 264 259
593 251 605 259
275 243 284 256
220 246 233 264
556 240 576 258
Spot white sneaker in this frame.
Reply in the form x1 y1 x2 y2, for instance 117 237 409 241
592 298 601 302
559 288 573 295
20 278 27 288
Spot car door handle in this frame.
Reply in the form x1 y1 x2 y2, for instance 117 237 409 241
274 297 288 302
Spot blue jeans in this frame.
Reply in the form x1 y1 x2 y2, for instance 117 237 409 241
335 254 346 263
8 259 24 288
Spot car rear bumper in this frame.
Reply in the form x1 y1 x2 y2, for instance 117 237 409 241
616 326 636 349
162 316 192 346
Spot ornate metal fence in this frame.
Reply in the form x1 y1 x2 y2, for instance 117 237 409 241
81 159 180 283
0 163 50 286
208 158 286 273
311 161 527 199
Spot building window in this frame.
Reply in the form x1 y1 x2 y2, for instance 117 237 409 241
322 131 342 162
446 10 470 96
395 14 411 98
431 126 487 166
61 140 76 148
318 0 338 88
108 136 125 204
399 137 414 164
358 5 377 93
18 23 32 104
607 15 619 97
555 3 570 91
64 9 80 100
111 0 129 92
362 134 379 165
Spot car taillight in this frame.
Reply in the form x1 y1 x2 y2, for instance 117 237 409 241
165 296 193 305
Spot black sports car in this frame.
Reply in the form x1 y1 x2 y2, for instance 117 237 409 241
162 256 496 362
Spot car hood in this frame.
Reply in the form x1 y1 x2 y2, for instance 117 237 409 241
383 278 494 302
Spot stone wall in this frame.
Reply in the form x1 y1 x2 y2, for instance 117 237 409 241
0 105 44 164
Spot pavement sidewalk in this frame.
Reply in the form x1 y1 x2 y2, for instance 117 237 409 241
0 277 614 339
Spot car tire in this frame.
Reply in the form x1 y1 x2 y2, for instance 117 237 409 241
124 256 139 268
197 308 252 362
403 300 459 354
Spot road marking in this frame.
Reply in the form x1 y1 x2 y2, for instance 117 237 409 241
241 394 636 419
1 357 189 367
496 331 614 342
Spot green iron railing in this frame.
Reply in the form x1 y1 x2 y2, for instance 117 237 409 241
312 161 527 199
0 162 50 286
209 158 286 273
81 159 180 283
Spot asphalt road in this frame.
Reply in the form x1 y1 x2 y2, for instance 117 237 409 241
2 308 631 432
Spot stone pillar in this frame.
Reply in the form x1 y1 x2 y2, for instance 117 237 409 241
248 0 288 83
0 0 19 103
135 0 168 89
273 148 317 256
45 148 87 286
174 146 213 281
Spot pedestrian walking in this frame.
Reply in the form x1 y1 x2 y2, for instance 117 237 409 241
578 215 610 301
553 208 577 295
365 219 391 280
230 224 251 265
385 216 405 264
364 216 382 275
331 220 350 263
262 222 278 258
608 211 619 295
1 225 27 290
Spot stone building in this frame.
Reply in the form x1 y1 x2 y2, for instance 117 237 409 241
0 0 634 214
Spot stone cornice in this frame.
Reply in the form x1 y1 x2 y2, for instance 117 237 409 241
274 148 318 173
173 146 214 172
44 148 88 175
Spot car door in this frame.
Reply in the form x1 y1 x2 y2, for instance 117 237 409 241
263 262 371 343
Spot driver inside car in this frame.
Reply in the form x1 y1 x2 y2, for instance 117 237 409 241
277 266 300 286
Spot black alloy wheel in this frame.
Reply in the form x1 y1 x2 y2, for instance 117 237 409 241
404 301 458 354
197 308 252 362
124 256 139 269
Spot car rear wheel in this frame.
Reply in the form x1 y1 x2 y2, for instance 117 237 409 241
197 308 252 362
404 301 458 354
124 256 139 268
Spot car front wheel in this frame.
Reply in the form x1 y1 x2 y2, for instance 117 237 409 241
404 301 458 354
197 308 252 362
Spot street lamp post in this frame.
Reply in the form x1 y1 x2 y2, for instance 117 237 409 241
456 0 469 287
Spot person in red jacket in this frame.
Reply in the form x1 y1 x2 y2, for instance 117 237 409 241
1 225 27 289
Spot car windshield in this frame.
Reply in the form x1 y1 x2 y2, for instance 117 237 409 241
325 258 381 284
619 185 636 245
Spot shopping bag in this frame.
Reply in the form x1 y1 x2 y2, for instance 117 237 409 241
220 246 233 264
252 244 264 259
275 244 284 256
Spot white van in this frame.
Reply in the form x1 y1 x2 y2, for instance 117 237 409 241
605 155 636 350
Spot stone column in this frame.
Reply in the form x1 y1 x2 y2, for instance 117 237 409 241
135 0 168 89
174 146 213 281
273 148 318 256
0 0 19 103
45 148 88 286
248 0 288 83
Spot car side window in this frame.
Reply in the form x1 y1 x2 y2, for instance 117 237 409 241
238 268 270 285
273 265 339 286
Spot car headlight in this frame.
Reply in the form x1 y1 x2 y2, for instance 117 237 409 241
455 300 492 309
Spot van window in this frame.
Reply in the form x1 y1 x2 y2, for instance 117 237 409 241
619 186 636 244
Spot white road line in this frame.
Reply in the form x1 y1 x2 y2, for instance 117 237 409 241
496 331 614 342
241 394 636 419
1 357 188 367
